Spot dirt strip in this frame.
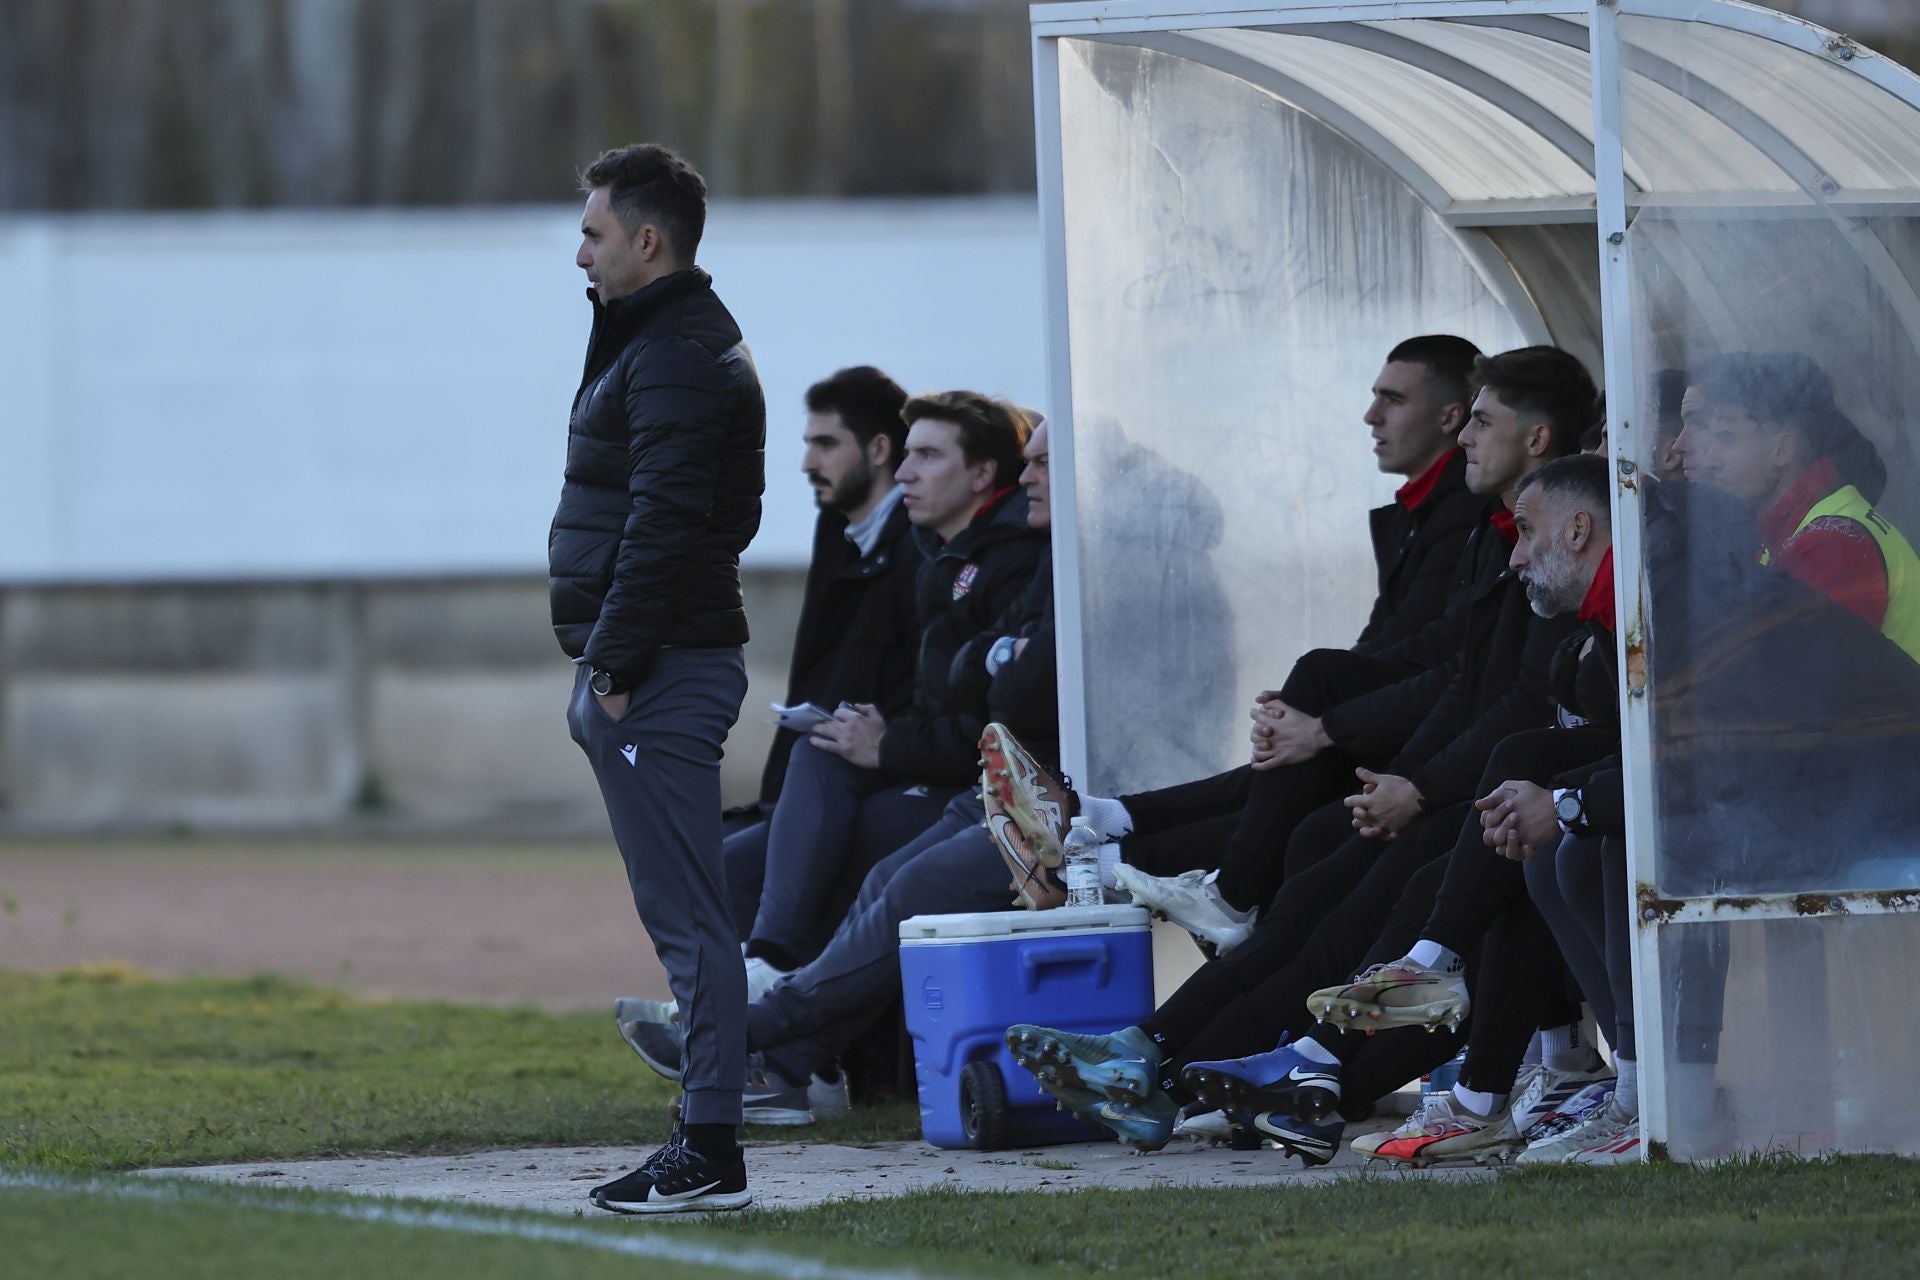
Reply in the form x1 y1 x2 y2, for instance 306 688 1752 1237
0 841 669 1010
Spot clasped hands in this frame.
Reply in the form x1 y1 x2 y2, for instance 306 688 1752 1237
1474 779 1559 861
1247 691 1332 771
811 702 886 769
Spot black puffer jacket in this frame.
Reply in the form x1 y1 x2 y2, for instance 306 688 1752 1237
876 489 1046 784
757 499 925 803
1354 450 1482 655
548 269 766 684
1322 508 1577 809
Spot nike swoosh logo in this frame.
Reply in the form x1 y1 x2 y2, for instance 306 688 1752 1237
648 1178 721 1202
987 814 1031 868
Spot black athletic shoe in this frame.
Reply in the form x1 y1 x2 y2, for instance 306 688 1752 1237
590 1135 751 1214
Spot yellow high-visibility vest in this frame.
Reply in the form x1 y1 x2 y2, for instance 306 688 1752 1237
1764 484 1920 664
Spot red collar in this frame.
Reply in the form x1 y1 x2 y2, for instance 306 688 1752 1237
1489 507 1518 545
1578 547 1616 633
1757 455 1841 553
1395 449 1457 512
971 485 1017 525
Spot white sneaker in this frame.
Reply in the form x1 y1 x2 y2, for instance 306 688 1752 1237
1568 1107 1643 1165
808 1072 851 1121
744 955 790 1004
1112 865 1255 954
1517 1092 1630 1165
1511 1063 1615 1133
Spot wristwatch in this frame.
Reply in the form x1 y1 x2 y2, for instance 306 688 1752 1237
985 635 1019 676
1553 787 1589 836
590 667 619 697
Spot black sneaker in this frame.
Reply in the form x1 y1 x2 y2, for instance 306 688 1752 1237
590 1135 751 1214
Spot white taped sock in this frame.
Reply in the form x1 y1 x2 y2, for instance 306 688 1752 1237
1294 1035 1340 1066
1097 841 1123 891
1406 940 1462 973
1542 1022 1599 1073
1453 1083 1507 1118
1080 795 1133 840
1616 1057 1639 1117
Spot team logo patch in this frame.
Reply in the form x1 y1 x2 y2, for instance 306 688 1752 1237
952 563 980 600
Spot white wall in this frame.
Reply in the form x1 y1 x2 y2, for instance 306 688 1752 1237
0 198 1044 582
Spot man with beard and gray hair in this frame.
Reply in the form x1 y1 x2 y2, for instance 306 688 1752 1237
1179 454 1623 1169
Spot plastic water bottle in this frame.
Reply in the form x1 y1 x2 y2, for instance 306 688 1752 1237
1062 817 1104 908
1422 1048 1467 1099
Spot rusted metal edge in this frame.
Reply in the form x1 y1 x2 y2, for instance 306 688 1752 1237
1637 884 1920 925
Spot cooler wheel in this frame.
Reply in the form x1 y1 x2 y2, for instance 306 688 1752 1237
959 1059 1009 1151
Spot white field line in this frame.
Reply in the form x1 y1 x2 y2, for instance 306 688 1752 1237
0 1169 948 1280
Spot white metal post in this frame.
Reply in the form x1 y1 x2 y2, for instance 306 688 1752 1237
1029 27 1092 789
1587 0 1670 1160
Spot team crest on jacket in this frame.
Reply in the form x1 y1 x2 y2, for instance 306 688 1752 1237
952 563 980 601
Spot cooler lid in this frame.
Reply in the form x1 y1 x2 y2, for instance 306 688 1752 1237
898 904 1149 941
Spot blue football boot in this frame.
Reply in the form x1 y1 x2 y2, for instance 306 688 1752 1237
1181 1034 1342 1123
1247 1109 1345 1168
1005 1024 1159 1102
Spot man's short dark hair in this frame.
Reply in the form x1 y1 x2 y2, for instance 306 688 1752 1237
1476 346 1598 459
1387 334 1483 408
1518 453 1612 526
1691 350 1887 501
579 144 708 264
1580 392 1608 454
900 391 1031 490
806 366 909 463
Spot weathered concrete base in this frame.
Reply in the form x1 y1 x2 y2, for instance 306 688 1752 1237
145 1128 1488 1216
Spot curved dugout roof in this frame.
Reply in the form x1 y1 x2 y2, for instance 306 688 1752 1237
1031 1 1920 225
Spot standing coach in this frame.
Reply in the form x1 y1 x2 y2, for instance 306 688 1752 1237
550 143 765 1213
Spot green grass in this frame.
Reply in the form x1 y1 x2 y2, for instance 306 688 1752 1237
0 968 916 1171
9 969 1920 1278
7 1160 1920 1280
0 1174 938 1280
707 1160 1920 1277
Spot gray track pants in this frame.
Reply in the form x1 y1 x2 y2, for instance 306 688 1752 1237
568 650 748 1125
745 790 1016 1081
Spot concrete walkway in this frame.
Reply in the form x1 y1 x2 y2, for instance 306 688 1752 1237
146 1126 1487 1216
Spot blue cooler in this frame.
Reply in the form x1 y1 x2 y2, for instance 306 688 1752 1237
898 904 1154 1150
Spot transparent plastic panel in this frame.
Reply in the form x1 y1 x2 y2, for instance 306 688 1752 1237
1657 914 1920 1160
1622 17 1920 199
1621 14 1920 1160
1183 28 1594 202
1055 38 1526 795
1477 223 1604 378
1622 14 1920 901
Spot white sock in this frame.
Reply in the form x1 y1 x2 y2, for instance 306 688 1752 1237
1199 869 1255 921
1293 1035 1340 1066
1615 1057 1639 1117
1079 794 1133 840
1406 940 1462 973
1541 1022 1598 1073
1453 1083 1507 1117
1097 841 1124 890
